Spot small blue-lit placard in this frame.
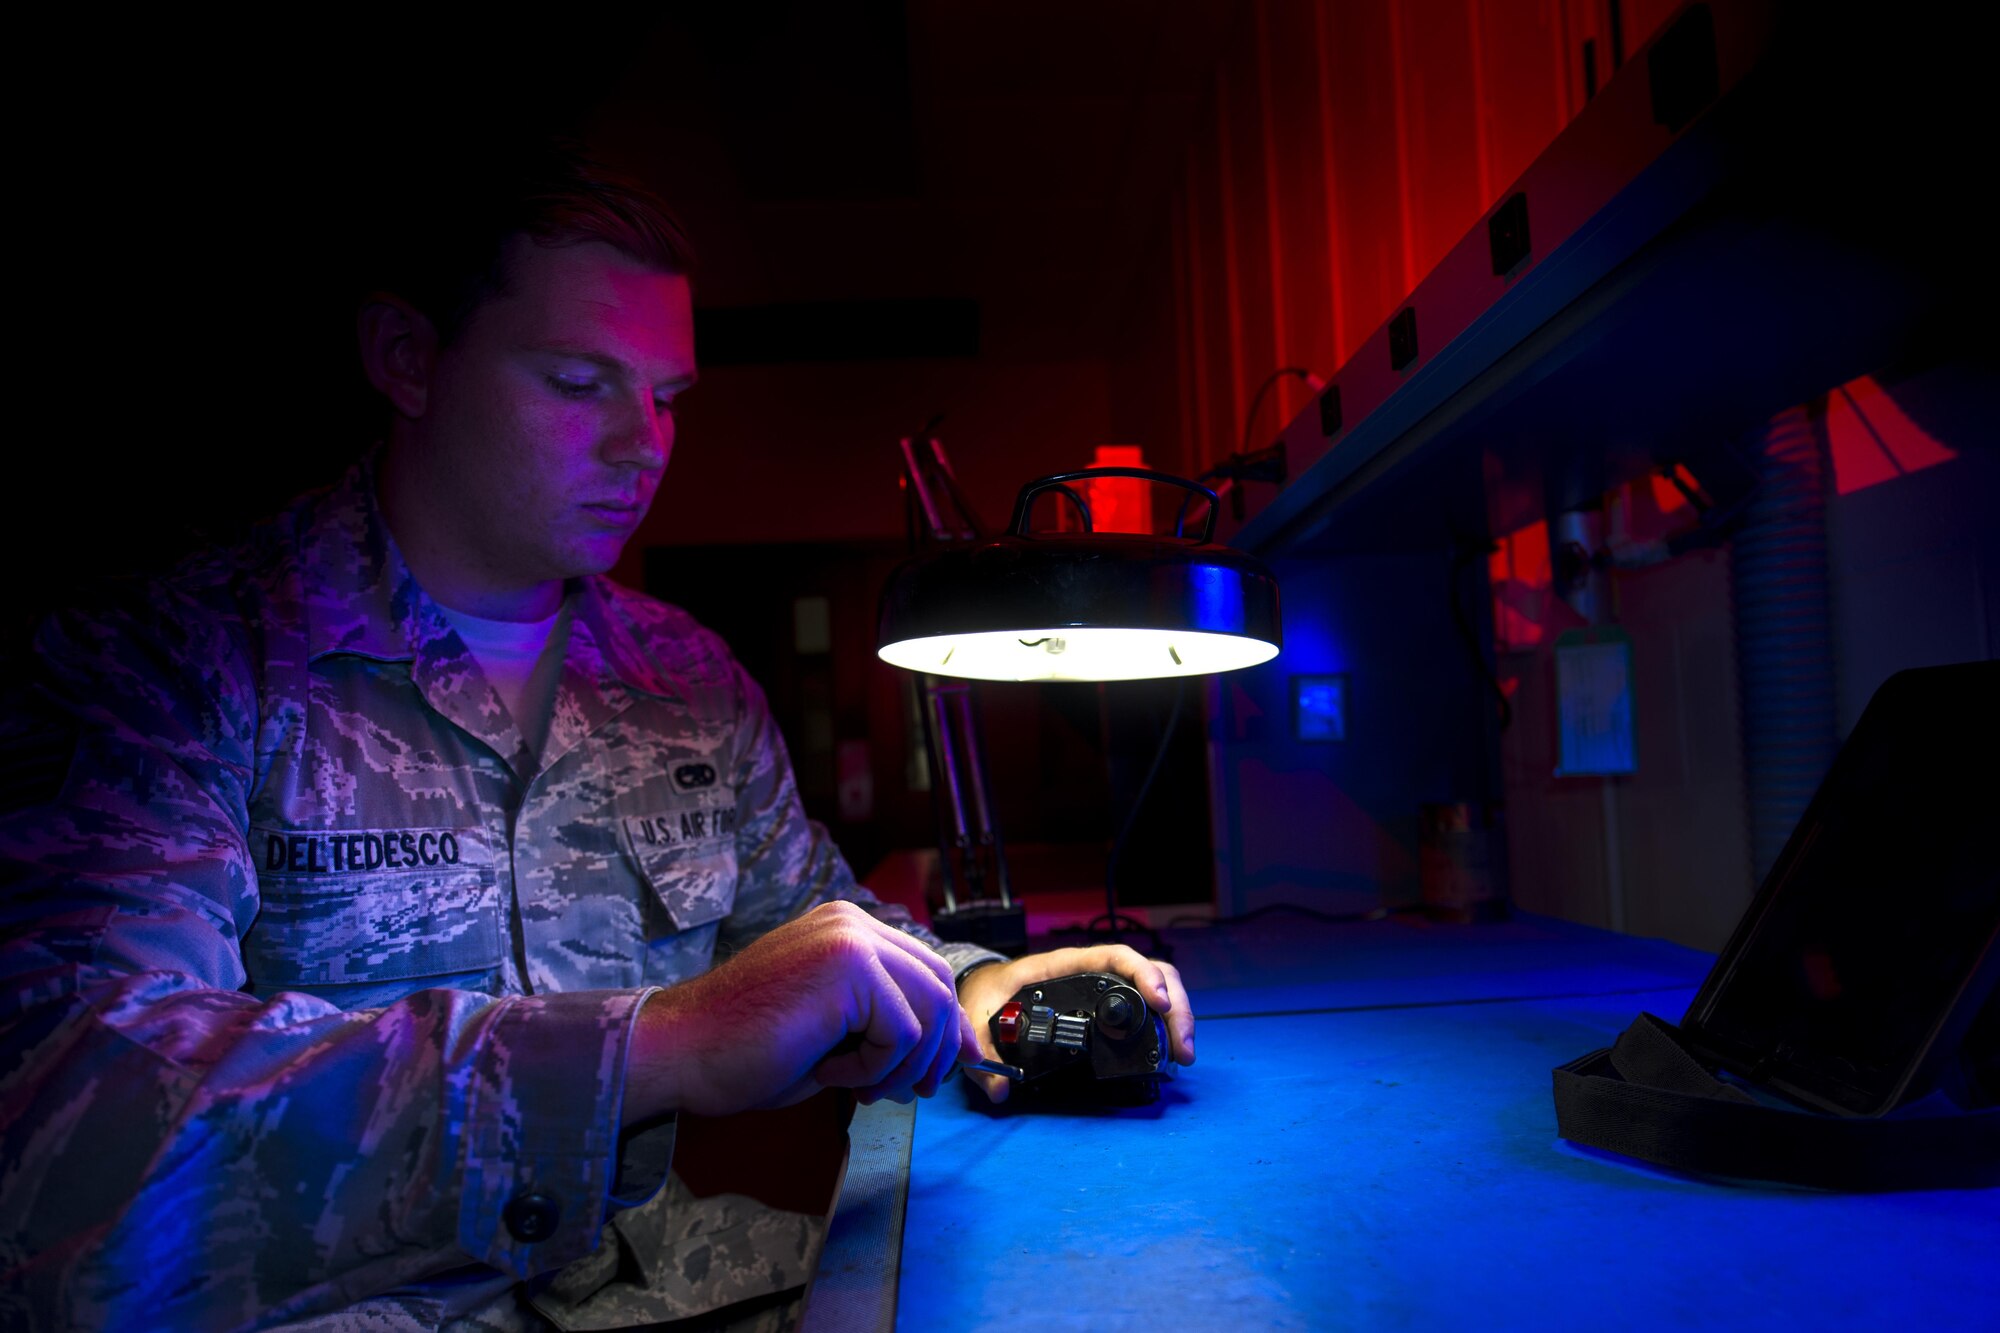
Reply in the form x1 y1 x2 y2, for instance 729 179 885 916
1293 673 1348 742
1554 627 1636 776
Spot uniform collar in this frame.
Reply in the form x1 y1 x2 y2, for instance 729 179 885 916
300 454 683 774
301 452 449 667
567 578 683 703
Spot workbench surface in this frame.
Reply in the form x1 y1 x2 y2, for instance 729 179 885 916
873 914 1997 1330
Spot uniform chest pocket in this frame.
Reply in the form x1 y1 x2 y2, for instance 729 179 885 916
621 807 739 931
246 826 502 987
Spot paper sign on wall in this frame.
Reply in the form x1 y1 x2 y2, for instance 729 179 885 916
1554 627 1636 777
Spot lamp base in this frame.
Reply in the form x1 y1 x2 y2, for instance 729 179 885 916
929 900 1029 957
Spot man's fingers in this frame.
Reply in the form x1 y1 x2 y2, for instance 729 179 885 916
813 954 923 1090
1156 959 1195 1064
915 1027 959 1100
862 952 957 1101
915 1009 980 1100
820 938 966 1102
929 1009 984 1097
1091 948 1193 1062
959 1008 989 1065
1029 944 1174 1011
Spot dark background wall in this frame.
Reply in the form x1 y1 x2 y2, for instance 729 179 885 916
11 5 1235 905
17 4 1995 940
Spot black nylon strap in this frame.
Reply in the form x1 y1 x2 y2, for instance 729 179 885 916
1552 1013 2000 1190
1609 1013 1754 1102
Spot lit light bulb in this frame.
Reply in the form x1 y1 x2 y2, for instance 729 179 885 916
879 627 1278 683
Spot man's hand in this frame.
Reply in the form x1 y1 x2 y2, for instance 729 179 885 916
624 902 983 1121
956 945 1195 1103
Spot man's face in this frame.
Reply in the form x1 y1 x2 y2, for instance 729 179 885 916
412 237 696 594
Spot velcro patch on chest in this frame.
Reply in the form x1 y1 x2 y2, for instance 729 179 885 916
255 825 489 876
624 804 738 850
673 762 719 790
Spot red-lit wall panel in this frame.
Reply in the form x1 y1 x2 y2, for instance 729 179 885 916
1324 0 1410 368
1259 1 1341 430
1221 52 1281 455
1132 0 1635 478
1476 1 1573 209
1107 212 1195 484
1396 0 1487 285
1186 112 1237 471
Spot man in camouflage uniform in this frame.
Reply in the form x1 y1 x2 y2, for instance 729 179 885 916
0 144 1195 1331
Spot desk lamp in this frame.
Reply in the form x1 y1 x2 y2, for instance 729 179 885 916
879 440 1281 949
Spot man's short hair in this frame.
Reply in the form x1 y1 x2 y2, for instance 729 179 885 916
363 136 696 345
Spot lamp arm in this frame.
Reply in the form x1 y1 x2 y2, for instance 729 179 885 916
924 439 989 541
916 674 1014 914
899 438 950 541
900 436 986 544
953 683 1012 906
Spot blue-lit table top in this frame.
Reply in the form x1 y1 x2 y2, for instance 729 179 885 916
884 914 1998 1331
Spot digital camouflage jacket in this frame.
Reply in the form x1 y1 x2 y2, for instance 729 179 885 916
0 460 996 1330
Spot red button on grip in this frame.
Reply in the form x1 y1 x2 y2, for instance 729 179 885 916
995 1001 1023 1044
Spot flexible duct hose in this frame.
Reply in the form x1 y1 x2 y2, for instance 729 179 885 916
1730 405 1838 886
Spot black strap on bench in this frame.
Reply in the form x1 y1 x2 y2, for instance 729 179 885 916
1553 1013 2000 1190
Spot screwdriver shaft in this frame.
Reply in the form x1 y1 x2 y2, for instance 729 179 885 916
964 1057 1026 1081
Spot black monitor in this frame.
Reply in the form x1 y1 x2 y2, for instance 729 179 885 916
1683 661 2000 1116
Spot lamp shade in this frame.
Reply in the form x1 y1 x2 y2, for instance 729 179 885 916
878 469 1281 682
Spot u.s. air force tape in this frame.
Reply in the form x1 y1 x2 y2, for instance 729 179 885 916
255 826 487 875
624 804 738 849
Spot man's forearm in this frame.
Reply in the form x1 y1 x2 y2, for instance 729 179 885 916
623 986 685 1126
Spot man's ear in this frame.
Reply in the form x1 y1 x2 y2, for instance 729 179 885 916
357 295 439 419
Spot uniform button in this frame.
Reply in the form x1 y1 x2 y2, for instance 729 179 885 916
503 1191 561 1243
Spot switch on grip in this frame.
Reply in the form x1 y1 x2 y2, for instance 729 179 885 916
989 972 1172 1101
